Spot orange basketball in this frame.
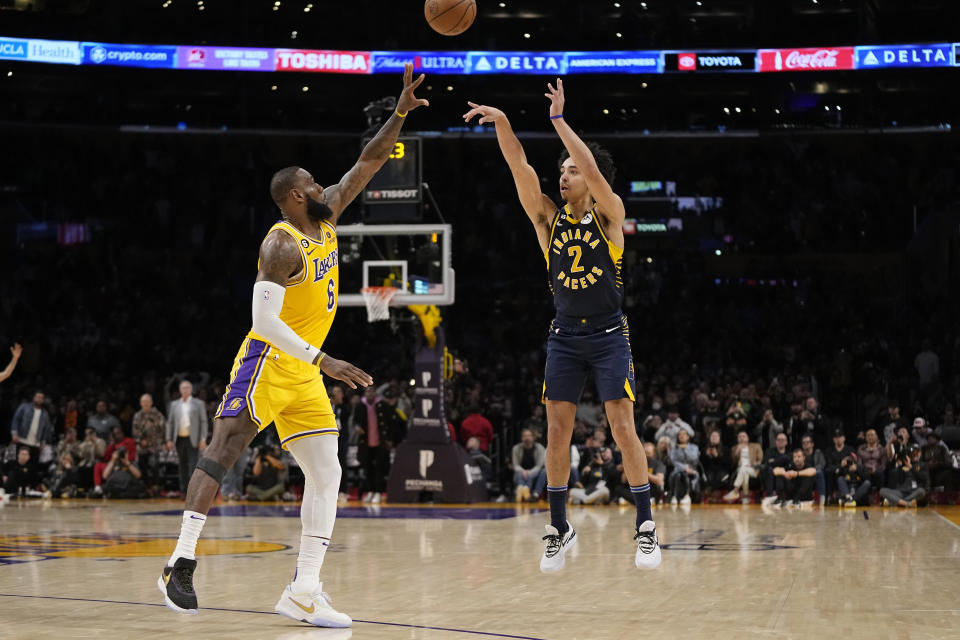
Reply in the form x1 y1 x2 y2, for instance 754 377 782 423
424 0 476 36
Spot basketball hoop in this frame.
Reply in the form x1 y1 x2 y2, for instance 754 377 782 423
360 286 399 322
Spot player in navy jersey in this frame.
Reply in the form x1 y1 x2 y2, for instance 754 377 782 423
464 79 661 572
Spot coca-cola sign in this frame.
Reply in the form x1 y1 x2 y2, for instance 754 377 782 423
757 47 854 72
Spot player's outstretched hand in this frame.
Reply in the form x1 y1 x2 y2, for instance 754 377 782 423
462 102 506 125
397 62 430 115
10 342 22 359
320 356 374 389
544 78 565 118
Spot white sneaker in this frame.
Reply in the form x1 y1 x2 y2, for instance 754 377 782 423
539 521 577 573
275 584 352 628
584 487 610 505
337 492 348 504
680 495 692 506
634 520 662 569
669 497 678 507
370 493 381 504
761 495 778 507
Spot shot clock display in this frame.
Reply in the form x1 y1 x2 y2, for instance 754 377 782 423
362 136 423 221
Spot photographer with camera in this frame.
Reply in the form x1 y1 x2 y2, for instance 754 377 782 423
91 426 137 498
246 444 288 502
102 445 144 498
880 443 929 507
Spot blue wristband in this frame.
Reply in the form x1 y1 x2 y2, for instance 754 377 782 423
550 114 563 120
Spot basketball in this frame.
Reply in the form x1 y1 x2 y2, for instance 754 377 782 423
424 0 476 36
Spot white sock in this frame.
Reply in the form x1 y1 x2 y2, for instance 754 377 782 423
291 534 329 593
168 510 206 565
287 436 341 595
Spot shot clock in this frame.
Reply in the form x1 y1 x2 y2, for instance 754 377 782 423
362 136 423 221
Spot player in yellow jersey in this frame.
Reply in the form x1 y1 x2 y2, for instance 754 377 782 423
158 64 429 627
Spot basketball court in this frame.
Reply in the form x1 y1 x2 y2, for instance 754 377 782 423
1 500 958 639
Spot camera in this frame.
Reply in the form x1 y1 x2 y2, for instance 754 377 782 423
117 445 128 459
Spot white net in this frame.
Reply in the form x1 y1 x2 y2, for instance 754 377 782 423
360 286 398 323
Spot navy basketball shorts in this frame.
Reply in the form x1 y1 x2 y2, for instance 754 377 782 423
543 314 637 404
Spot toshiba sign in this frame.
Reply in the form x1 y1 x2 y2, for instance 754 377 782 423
757 47 855 72
275 49 371 73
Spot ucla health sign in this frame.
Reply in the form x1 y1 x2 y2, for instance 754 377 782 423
83 43 177 68
466 51 565 74
27 38 81 65
855 44 951 69
0 37 29 61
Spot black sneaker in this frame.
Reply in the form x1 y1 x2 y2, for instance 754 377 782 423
157 557 198 614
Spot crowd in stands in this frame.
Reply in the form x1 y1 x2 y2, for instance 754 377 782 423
2 129 960 506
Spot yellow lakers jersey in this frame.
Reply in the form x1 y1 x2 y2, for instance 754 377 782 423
248 219 339 352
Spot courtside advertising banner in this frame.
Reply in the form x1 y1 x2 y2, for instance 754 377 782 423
854 43 952 69
26 38 82 65
83 43 177 69
176 46 274 71
757 47 855 72
274 49 371 73
371 51 467 74
564 51 660 74
664 51 756 72
465 51 566 74
0 37 29 61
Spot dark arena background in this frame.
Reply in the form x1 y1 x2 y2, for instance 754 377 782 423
1 1 960 638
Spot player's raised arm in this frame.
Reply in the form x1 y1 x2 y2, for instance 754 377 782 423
321 63 429 225
545 79 625 225
463 102 555 252
252 232 373 389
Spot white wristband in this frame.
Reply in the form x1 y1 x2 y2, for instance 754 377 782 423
251 280 321 365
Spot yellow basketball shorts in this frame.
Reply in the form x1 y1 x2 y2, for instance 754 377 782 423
214 337 338 449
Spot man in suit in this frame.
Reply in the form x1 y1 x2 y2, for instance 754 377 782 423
166 380 208 495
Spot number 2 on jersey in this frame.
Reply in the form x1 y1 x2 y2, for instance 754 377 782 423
567 245 584 273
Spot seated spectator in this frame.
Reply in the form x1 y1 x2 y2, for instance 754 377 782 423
654 407 694 445
86 399 121 440
460 405 494 452
667 429 699 506
771 449 817 507
91 426 137 497
761 432 792 506
642 441 665 505
246 445 288 501
3 447 43 498
641 413 662 443
571 441 614 505
576 390 602 429
911 417 933 447
755 408 784 452
465 436 494 491
47 452 79 498
724 429 762 503
700 430 730 492
723 397 749 447
800 433 827 504
921 431 952 488
655 436 674 481
837 451 871 508
876 400 908 445
102 446 145 499
824 429 857 503
511 428 545 502
880 444 928 507
76 427 106 493
56 427 82 465
857 428 887 490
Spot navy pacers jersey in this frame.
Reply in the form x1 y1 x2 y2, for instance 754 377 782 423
546 203 624 325
542 203 635 405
